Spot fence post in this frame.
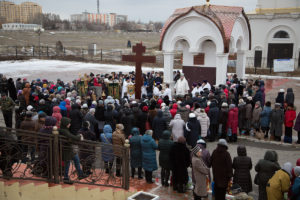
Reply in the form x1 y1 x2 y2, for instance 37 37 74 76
33 46 35 57
52 126 60 184
101 49 103 61
47 46 49 57
15 46 17 58
122 142 130 190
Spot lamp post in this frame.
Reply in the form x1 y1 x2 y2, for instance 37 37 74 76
34 27 44 59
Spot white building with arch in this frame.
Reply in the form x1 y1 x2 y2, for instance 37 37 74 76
160 5 251 86
247 0 300 69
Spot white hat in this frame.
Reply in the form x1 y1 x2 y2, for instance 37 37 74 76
76 99 81 104
238 99 244 104
279 89 285 93
82 103 88 108
218 139 228 147
247 96 253 101
207 101 211 106
189 113 196 118
27 105 33 111
180 73 185 77
197 139 206 144
222 102 228 107
92 101 97 105
89 108 95 113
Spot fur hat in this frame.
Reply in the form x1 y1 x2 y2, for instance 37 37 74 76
218 139 228 147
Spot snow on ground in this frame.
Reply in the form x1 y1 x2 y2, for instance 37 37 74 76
0 59 162 82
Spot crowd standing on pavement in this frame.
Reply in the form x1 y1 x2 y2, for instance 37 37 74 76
0 71 300 200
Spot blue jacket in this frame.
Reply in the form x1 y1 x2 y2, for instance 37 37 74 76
292 177 300 200
141 134 158 171
260 106 272 127
129 128 142 168
100 125 114 162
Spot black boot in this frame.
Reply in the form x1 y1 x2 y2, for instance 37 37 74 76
138 167 143 179
297 131 300 144
131 167 135 178
161 168 165 186
165 170 170 186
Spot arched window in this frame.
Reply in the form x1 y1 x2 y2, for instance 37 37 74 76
274 31 289 38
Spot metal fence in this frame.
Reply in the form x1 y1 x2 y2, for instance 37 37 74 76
0 126 130 190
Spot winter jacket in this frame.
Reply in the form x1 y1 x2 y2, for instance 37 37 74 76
245 103 252 120
270 108 284 137
211 144 233 188
227 107 239 134
170 142 191 185
64 99 71 117
104 106 115 130
59 117 81 161
121 108 134 138
52 106 62 128
59 101 67 117
170 103 178 118
255 151 281 200
266 169 291 200
100 125 114 162
69 104 83 134
285 88 294 105
169 114 185 142
22 83 31 106
152 110 167 140
141 134 158 171
185 117 201 148
192 154 210 197
276 92 285 107
294 112 300 132
208 102 219 125
285 109 296 128
252 105 262 123
233 146 253 193
176 106 190 122
197 112 210 138
238 103 246 129
129 128 142 168
137 111 148 135
162 107 172 127
292 177 300 200
260 106 272 128
112 125 125 157
84 112 99 134
95 105 105 121
158 131 174 170
219 107 228 125
253 89 263 106
0 96 15 112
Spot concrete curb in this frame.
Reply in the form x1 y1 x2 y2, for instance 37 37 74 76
237 136 300 148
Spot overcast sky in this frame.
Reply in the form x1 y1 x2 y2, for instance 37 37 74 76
12 0 257 22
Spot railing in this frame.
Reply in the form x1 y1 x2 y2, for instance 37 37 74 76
0 126 130 190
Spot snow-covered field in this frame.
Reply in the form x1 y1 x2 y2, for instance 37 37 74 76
0 59 162 82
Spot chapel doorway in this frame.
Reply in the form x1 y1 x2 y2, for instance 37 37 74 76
267 43 293 68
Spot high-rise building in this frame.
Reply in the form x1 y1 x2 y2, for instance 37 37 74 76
70 12 127 27
0 1 42 25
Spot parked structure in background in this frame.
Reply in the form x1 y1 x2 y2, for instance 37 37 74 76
2 23 42 31
71 12 127 27
247 0 300 70
0 1 42 25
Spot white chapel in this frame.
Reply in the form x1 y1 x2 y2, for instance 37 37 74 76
247 0 300 69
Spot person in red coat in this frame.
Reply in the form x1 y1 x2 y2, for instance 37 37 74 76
170 103 178 118
284 103 296 143
227 104 239 142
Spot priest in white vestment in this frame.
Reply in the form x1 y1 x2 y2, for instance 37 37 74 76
121 77 130 98
162 83 172 100
174 74 190 96
191 83 203 97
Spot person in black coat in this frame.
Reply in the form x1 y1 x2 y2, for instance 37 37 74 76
170 136 191 193
104 104 115 131
253 86 263 105
69 104 83 135
285 88 294 105
275 89 285 107
121 107 134 138
233 145 252 194
7 78 17 101
137 106 148 135
185 113 201 148
208 101 219 142
152 110 167 140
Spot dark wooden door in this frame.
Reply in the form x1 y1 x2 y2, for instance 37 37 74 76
254 50 262 68
267 43 293 68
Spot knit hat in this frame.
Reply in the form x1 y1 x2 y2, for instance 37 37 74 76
142 106 148 112
89 108 95 113
189 113 196 118
92 101 97 105
282 162 293 177
218 139 228 147
186 105 191 110
82 103 88 108
279 89 285 93
27 105 33 111
98 100 104 105
294 166 300 177
191 145 202 155
221 102 228 107
116 124 124 131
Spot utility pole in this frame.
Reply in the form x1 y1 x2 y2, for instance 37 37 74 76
97 0 100 14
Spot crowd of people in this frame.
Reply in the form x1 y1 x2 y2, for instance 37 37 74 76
0 71 300 200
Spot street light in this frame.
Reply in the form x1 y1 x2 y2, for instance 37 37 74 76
34 27 45 59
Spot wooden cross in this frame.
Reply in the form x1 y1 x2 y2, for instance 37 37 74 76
122 43 156 99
